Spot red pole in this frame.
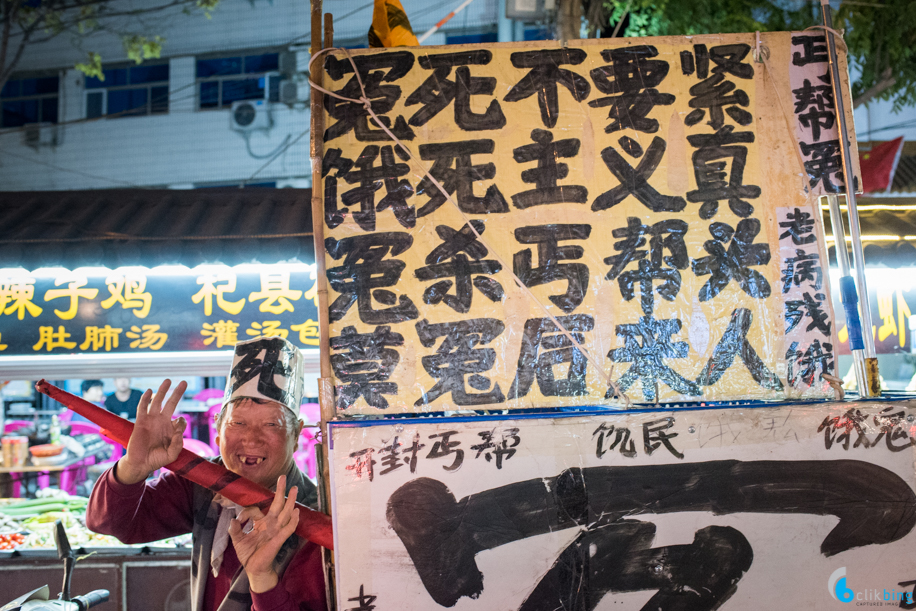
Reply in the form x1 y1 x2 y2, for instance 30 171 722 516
35 379 333 550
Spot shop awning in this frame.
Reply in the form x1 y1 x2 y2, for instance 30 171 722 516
0 188 315 270
822 196 916 267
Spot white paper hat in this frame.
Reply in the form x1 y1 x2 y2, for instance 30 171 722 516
222 336 305 417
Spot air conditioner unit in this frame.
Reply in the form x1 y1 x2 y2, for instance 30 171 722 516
279 80 298 105
22 123 58 148
230 100 272 132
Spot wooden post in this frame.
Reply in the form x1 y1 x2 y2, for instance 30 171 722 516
309 2 338 609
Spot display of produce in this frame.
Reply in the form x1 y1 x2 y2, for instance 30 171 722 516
0 491 190 551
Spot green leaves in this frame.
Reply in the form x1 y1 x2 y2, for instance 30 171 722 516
75 52 103 80
123 34 165 64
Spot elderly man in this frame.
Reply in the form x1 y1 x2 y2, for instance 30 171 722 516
86 337 326 611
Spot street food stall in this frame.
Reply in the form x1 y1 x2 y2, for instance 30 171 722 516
0 189 321 609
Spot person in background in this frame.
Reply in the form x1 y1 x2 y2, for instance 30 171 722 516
86 337 325 611
104 377 143 421
72 380 105 423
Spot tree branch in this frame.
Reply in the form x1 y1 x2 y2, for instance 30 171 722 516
853 67 897 108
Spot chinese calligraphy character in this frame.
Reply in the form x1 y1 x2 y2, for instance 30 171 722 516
683 43 754 130
787 338 834 388
324 51 415 143
514 224 591 313
593 136 686 213
249 272 302 315
43 275 98 320
245 321 288 339
686 126 760 219
33 325 77 351
345 449 376 482
470 428 520 469
426 431 464 471
0 277 42 319
587 45 675 134
126 324 168 350
643 417 684 459
697 308 783 391
593 422 637 458
785 292 831 335
406 50 505 130
781 249 823 293
326 232 419 324
508 315 593 399
415 139 509 217
192 273 245 316
415 221 503 314
691 219 771 302
609 315 701 402
778 208 817 245
332 325 404 410
201 320 240 348
338 144 415 232
290 319 320 346
101 274 152 318
80 325 122 351
511 129 588 208
415 318 505 406
504 48 591 128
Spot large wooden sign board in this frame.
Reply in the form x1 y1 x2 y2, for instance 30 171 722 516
318 32 860 415
329 400 916 610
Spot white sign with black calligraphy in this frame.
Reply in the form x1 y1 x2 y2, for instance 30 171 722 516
329 401 916 610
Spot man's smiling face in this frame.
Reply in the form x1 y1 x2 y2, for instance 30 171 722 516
216 398 301 489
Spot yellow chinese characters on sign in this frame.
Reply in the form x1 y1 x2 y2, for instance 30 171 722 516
319 33 852 415
102 274 152 318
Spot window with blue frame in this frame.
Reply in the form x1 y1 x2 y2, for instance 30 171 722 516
196 52 284 109
85 62 169 119
1 74 59 128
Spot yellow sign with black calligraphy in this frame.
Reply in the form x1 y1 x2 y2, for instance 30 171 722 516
319 33 858 414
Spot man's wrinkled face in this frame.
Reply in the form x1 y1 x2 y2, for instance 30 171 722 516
215 398 300 489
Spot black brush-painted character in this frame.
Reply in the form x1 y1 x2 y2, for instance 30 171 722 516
696 308 783 391
778 207 817 245
514 224 591 313
508 315 594 399
792 35 829 66
426 431 465 471
503 48 591 128
326 232 419 324
469 427 521 469
511 129 588 208
415 221 504 314
608 315 701 402
405 50 506 131
322 148 355 229
682 44 754 131
593 136 687 213
414 318 506 406
593 423 637 458
331 325 404 410
387 460 916 610
781 249 823 294
338 144 415 232
692 219 771 302
817 408 871 451
794 74 836 142
801 139 845 193
588 45 676 134
686 125 761 219
324 51 415 143
785 291 831 335
415 139 509 217
787 338 834 388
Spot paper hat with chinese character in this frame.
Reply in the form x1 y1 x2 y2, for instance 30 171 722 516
222 336 304 417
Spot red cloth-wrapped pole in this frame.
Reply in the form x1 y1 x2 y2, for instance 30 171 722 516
36 379 334 550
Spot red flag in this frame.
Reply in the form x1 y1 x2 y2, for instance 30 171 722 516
861 137 904 193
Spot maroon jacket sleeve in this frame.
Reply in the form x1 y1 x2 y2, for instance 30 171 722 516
86 463 196 544
250 542 327 611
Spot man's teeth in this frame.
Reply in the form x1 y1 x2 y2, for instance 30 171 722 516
241 457 264 465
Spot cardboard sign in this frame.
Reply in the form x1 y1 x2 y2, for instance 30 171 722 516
319 33 859 414
329 400 916 610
